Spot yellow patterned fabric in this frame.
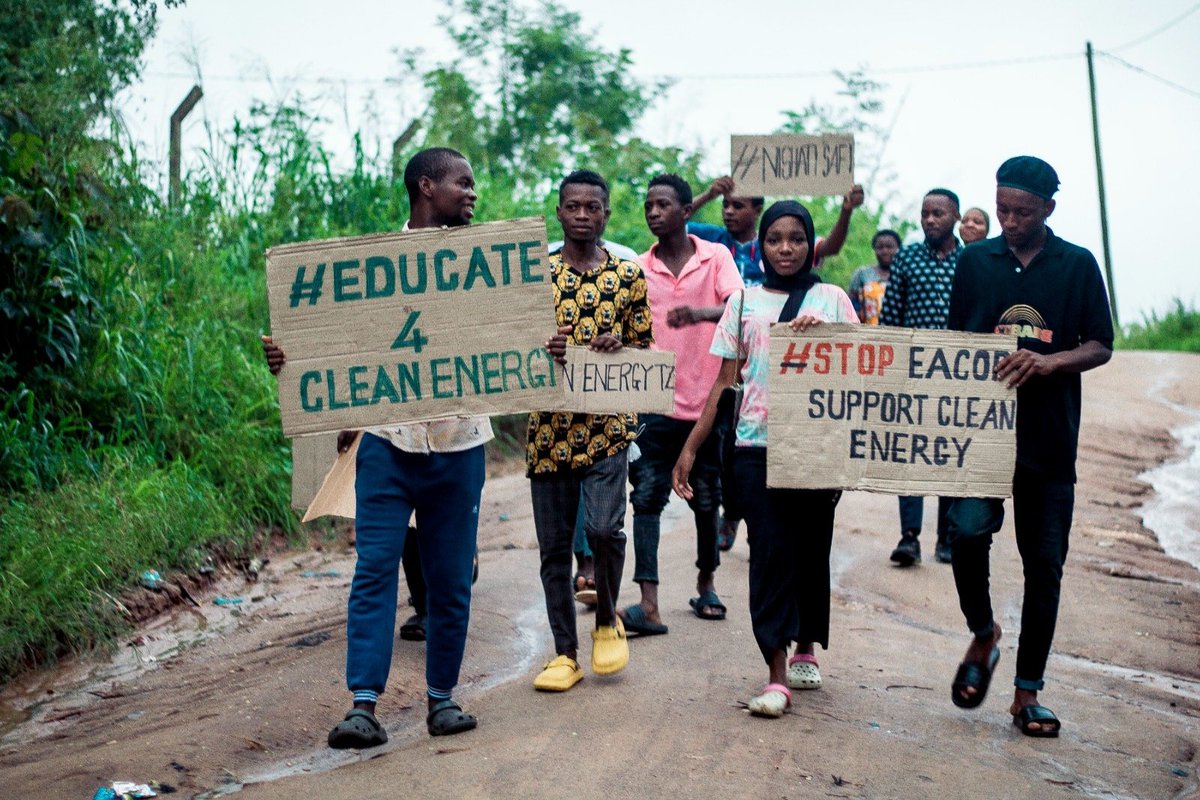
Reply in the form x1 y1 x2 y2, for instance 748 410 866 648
526 249 654 475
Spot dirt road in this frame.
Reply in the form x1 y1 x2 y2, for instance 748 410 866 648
2 351 1197 799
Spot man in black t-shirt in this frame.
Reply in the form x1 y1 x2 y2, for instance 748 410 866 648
943 156 1113 739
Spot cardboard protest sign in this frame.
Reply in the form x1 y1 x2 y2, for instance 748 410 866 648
767 325 1018 497
730 134 854 197
532 346 676 415
290 433 339 510
301 432 359 522
266 218 559 436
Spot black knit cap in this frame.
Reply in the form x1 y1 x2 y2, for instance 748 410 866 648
758 200 819 292
996 156 1060 200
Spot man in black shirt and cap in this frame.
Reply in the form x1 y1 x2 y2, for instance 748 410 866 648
943 156 1113 738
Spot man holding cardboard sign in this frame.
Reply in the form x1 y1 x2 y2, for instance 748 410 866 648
527 170 653 692
263 147 499 748
944 156 1113 738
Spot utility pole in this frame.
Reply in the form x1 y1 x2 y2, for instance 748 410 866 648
169 85 204 208
1086 42 1119 326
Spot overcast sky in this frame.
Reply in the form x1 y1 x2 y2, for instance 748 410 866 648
119 0 1200 325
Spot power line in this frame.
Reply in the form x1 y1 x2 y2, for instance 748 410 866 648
146 71 392 86
147 49 1200 104
147 50 1082 89
1097 51 1200 101
1108 1 1200 52
662 51 1079 82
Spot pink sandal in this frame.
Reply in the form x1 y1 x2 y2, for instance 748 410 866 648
787 653 822 690
748 682 792 718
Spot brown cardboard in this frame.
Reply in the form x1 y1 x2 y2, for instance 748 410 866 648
531 346 676 415
290 433 339 510
767 324 1018 497
266 217 558 437
730 134 855 197
301 431 360 522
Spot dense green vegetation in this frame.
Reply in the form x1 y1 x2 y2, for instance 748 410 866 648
0 0 926 682
1116 300 1200 352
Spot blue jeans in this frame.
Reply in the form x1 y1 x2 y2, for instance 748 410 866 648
947 465 1074 691
347 434 484 700
898 495 952 541
628 414 721 584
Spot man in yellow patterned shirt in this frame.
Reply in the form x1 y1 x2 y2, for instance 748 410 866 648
527 170 653 692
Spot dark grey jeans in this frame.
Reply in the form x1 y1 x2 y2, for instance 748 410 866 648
628 414 721 585
530 450 629 655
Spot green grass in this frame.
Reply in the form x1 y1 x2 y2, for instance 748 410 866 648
0 456 242 675
1117 300 1200 352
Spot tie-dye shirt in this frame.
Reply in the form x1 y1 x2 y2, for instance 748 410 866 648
710 284 858 447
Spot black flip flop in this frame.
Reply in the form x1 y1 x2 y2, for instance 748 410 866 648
327 708 388 749
689 590 727 621
426 699 477 736
951 645 1000 709
399 613 426 641
620 604 668 636
1012 704 1060 737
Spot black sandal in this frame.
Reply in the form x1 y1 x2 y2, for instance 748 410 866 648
426 699 477 736
1012 704 1060 737
951 645 1000 709
327 708 388 749
399 613 426 642
689 590 727 621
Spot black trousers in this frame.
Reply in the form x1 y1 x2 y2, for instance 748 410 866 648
947 464 1074 691
733 447 841 663
628 414 721 584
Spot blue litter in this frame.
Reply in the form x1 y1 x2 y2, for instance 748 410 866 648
93 783 159 799
498 513 511 522
1172 767 1189 777
868 721 881 729
300 570 341 578
213 597 243 606
140 570 164 590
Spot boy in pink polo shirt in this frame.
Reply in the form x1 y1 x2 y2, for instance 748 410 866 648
619 174 743 635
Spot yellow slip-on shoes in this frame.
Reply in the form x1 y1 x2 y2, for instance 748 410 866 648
591 618 628 675
533 655 584 692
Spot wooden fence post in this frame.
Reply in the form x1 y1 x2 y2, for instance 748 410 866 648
169 85 204 207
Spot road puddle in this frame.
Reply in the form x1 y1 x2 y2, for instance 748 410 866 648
1057 653 1200 706
1141 371 1200 575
